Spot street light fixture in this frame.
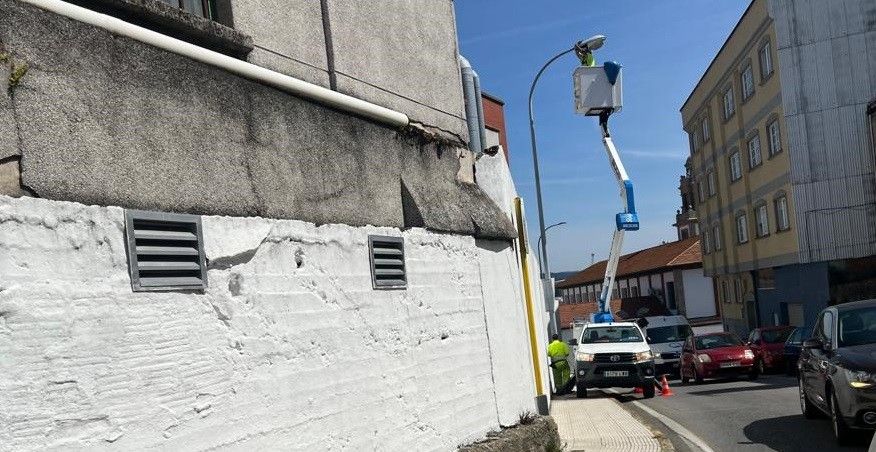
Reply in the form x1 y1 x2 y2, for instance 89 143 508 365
537 221 567 279
528 35 606 334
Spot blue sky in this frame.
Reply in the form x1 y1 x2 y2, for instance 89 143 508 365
455 0 749 273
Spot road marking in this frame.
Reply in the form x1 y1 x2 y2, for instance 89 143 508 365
602 389 717 452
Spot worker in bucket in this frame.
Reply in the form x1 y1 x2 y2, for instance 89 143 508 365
547 334 572 394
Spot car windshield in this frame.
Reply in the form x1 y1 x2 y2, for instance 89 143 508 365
647 325 693 344
761 328 794 344
786 327 811 345
837 306 876 347
580 326 643 344
695 334 742 350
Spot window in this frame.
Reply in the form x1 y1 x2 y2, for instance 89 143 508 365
759 41 773 80
621 287 630 299
692 130 700 150
631 286 640 297
722 86 735 120
703 229 712 254
369 235 407 289
736 213 749 244
775 195 791 231
722 281 730 303
689 131 697 154
697 181 705 203
767 120 782 156
707 170 716 196
729 151 742 181
713 224 723 251
124 210 207 291
577 287 583 303
748 133 762 168
159 0 215 19
741 65 755 99
702 117 710 143
755 204 770 237
734 278 742 303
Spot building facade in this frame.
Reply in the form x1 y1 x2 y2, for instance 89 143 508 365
556 237 720 333
0 0 551 449
681 0 876 337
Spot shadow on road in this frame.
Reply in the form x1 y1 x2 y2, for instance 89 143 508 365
742 414 872 451
684 378 796 397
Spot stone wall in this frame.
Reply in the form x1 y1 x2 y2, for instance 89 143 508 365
0 194 545 450
0 0 512 240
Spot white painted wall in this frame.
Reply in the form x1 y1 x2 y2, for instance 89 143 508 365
681 268 717 320
0 195 544 451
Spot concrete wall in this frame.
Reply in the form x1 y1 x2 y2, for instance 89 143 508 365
0 0 512 240
0 194 543 451
769 0 876 263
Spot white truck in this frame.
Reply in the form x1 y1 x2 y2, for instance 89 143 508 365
573 321 657 398
637 315 693 377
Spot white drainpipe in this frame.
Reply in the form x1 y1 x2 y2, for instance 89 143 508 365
18 0 410 128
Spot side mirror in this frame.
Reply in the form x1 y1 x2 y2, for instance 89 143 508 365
802 338 823 350
568 339 578 346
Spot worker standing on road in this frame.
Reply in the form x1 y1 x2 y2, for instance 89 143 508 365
547 334 572 394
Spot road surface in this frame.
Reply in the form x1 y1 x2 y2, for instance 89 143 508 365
623 374 874 451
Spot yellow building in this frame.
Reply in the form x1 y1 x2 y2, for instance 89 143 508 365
680 0 876 337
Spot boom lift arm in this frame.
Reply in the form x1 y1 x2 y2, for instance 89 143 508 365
592 113 639 324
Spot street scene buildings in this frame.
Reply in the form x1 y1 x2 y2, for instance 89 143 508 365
2 0 876 451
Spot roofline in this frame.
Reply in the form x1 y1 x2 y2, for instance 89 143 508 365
557 262 703 288
481 90 505 106
679 0 758 113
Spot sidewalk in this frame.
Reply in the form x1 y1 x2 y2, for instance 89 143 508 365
551 393 663 451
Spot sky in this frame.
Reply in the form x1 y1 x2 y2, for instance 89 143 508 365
454 0 750 274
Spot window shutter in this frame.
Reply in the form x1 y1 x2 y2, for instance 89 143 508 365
369 235 407 289
125 210 207 291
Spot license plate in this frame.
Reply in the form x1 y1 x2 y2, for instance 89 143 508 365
720 361 741 368
604 371 629 377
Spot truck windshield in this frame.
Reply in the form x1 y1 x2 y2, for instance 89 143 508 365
646 325 693 344
580 326 643 344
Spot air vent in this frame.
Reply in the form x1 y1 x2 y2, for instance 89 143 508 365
368 235 406 289
124 210 207 292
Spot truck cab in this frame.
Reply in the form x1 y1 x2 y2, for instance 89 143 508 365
639 315 693 377
575 322 657 398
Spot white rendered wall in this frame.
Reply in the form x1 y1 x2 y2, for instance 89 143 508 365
681 268 717 320
0 195 540 451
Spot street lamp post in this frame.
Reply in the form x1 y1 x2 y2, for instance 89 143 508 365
537 221 567 277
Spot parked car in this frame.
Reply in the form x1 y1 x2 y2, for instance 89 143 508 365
746 325 796 374
784 326 812 376
639 315 693 377
680 332 757 384
798 299 876 445
575 322 657 399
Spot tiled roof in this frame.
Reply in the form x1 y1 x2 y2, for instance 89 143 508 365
556 237 701 289
557 297 671 329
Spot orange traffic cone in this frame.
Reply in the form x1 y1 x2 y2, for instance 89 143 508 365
633 386 643 394
660 375 674 397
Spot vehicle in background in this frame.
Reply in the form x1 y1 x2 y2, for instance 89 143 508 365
680 332 757 384
746 326 796 374
575 322 656 399
638 315 693 377
798 299 876 445
784 326 812 376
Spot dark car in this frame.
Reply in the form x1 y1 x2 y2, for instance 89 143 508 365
746 326 796 373
680 332 757 384
798 299 876 445
784 326 812 376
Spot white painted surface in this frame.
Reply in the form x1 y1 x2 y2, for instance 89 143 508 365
681 268 717 320
0 195 543 450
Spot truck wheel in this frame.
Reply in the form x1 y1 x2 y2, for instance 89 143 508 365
576 384 587 399
643 382 656 399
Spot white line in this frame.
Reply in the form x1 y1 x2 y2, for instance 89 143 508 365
602 389 716 452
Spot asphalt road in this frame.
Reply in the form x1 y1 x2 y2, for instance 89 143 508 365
617 374 874 452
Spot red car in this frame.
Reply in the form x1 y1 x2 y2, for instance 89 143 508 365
680 333 758 384
746 326 795 374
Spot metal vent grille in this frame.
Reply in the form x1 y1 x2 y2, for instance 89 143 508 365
124 210 207 292
368 235 406 289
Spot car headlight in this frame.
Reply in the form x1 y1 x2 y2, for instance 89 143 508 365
635 351 653 363
743 349 755 359
577 352 594 362
697 353 712 363
846 369 875 389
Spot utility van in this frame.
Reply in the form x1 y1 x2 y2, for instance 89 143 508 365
575 322 656 398
638 315 693 377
